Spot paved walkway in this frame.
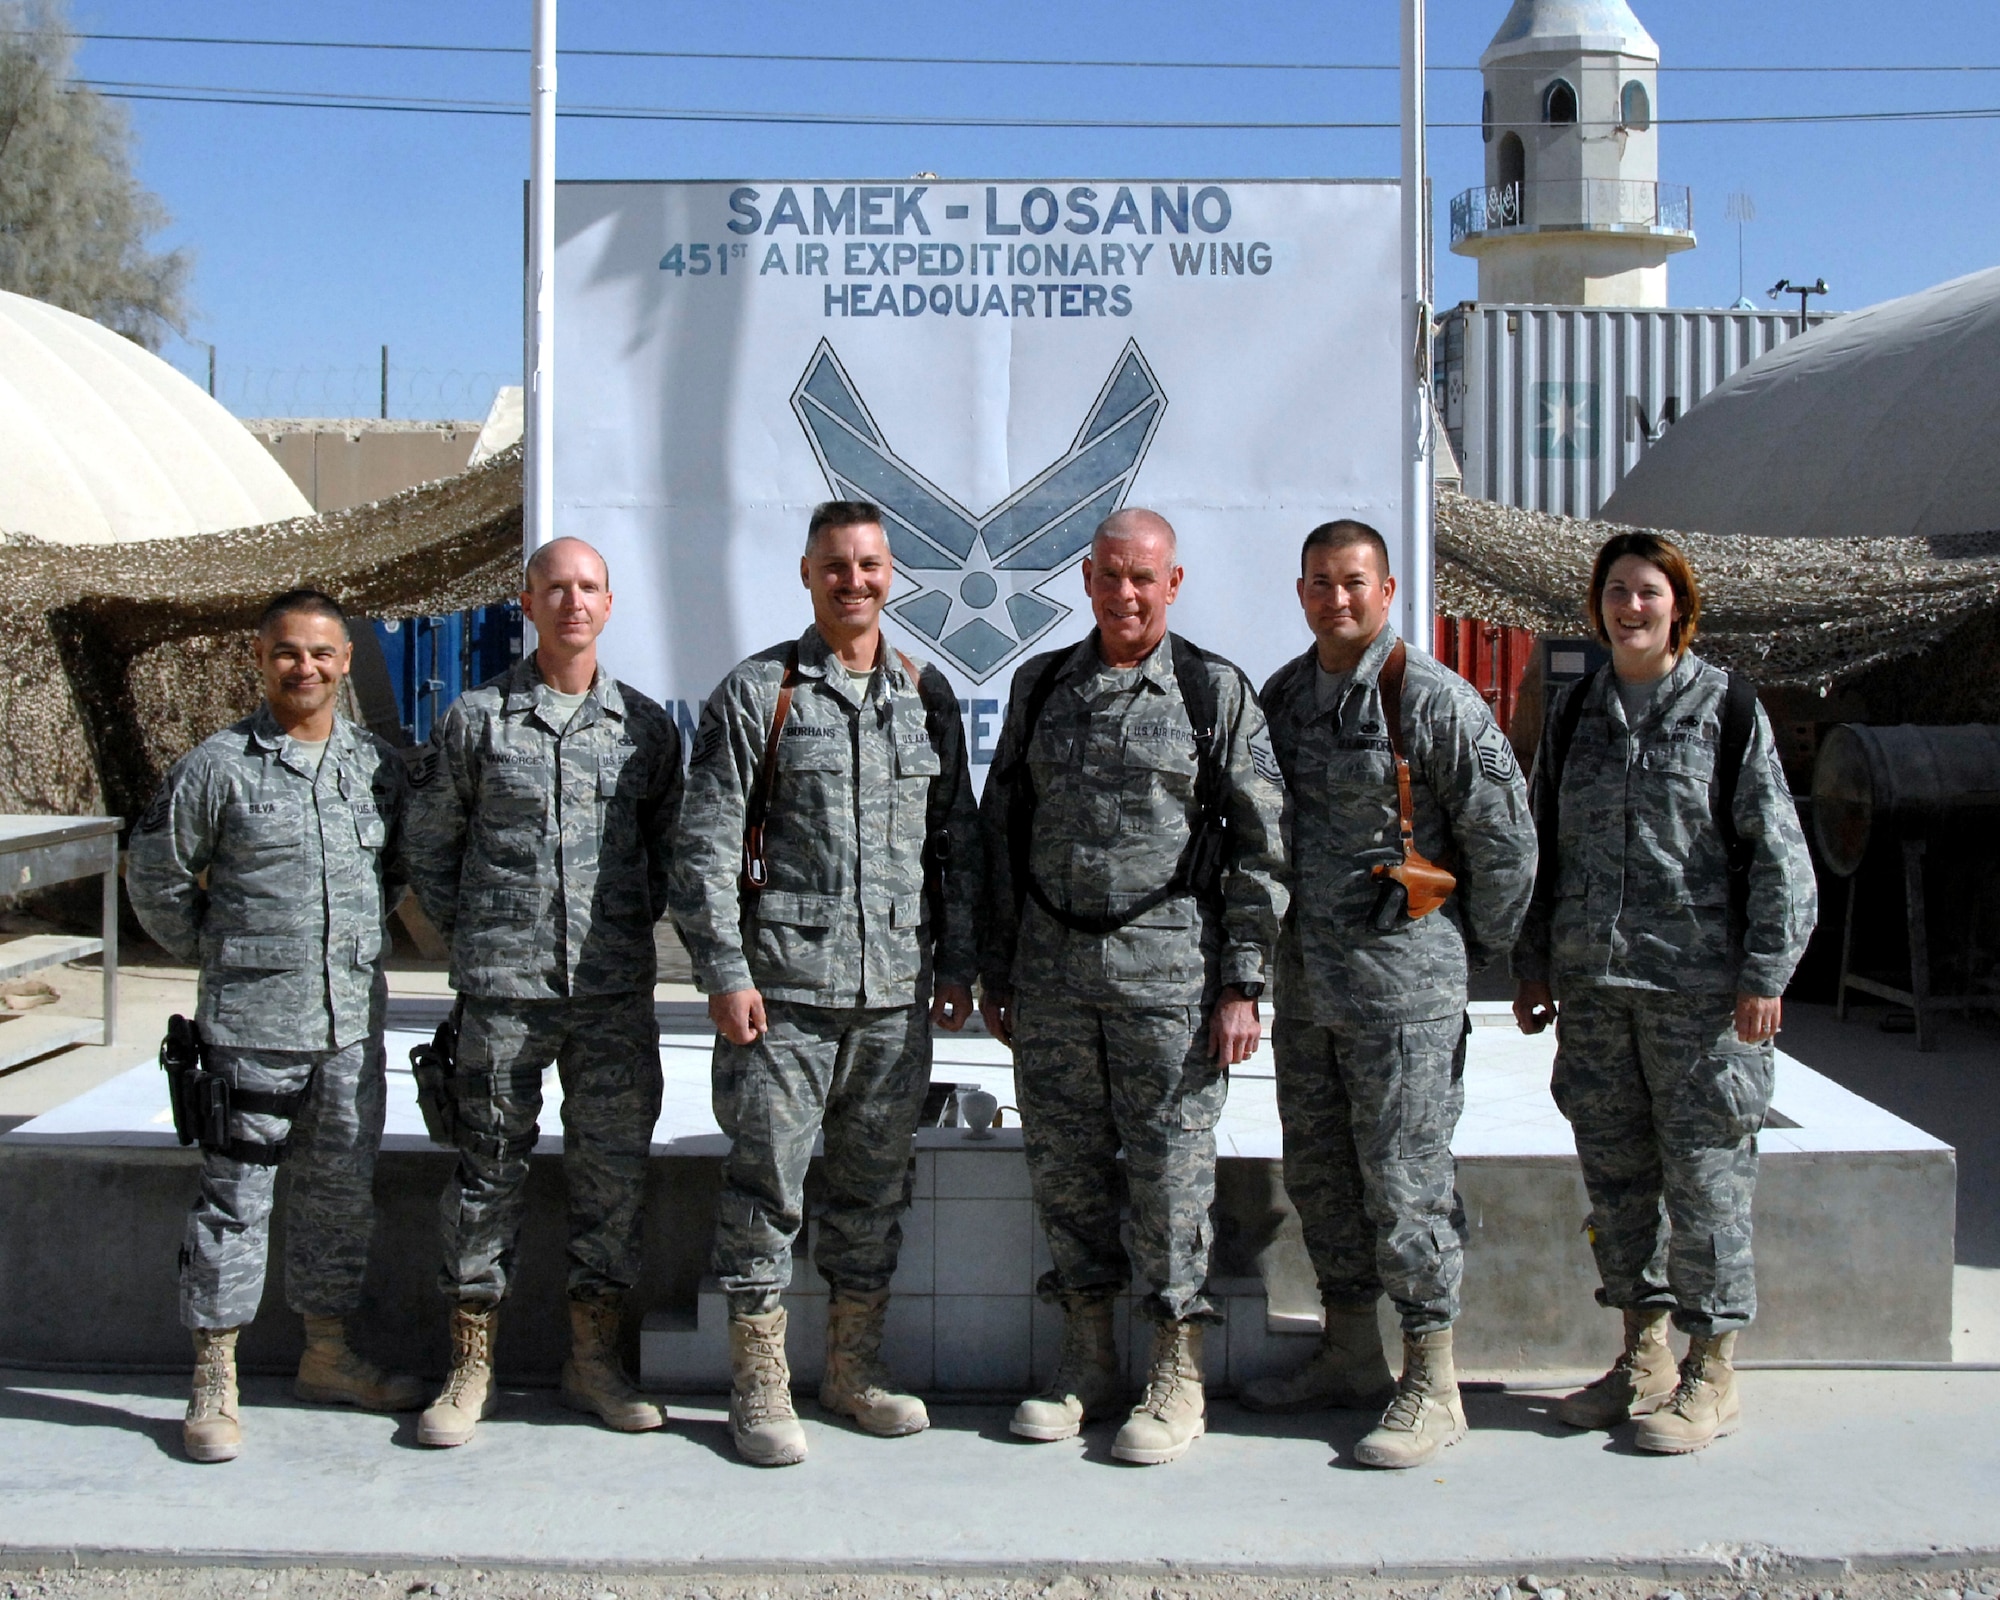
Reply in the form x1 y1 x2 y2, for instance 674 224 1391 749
0 1369 1995 1572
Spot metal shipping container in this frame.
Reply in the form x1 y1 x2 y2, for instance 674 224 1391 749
1435 302 1831 522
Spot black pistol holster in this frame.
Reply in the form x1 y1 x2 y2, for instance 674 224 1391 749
409 999 465 1148
159 1014 303 1167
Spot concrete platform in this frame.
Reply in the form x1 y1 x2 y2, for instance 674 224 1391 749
0 1007 1955 1382
0 1367 1995 1573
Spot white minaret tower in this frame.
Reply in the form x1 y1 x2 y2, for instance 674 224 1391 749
1449 0 1694 306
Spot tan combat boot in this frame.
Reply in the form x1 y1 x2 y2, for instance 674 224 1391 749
1634 1330 1740 1454
1353 1328 1467 1469
729 1306 808 1466
1554 1307 1677 1430
1011 1295 1121 1442
559 1296 664 1432
417 1302 498 1448
294 1315 426 1412
820 1288 929 1437
183 1327 242 1464
1111 1320 1206 1465
1238 1303 1396 1413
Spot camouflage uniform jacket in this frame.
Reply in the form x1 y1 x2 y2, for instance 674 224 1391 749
667 626 979 1007
403 656 683 999
1262 627 1537 1026
1511 651 1818 999
127 703 406 1051
977 630 1288 1008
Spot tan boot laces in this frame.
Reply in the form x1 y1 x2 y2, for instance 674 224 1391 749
1135 1327 1198 1419
1662 1342 1716 1417
736 1321 796 1426
190 1341 234 1420
438 1310 493 1407
1378 1344 1440 1432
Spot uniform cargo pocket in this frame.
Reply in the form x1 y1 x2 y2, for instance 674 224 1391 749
1396 1016 1468 1159
1676 1031 1774 1145
353 926 384 967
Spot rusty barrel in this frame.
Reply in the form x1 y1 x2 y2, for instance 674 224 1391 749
1812 723 2000 877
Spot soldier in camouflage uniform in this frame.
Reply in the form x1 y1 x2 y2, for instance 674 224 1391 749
669 500 979 1468
1514 531 1817 1454
128 589 425 1465
1243 521 1536 1470
402 536 683 1447
979 508 1286 1466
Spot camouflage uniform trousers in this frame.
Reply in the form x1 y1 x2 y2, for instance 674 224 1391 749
1552 985 1774 1337
1014 993 1228 1324
180 1039 386 1330
711 999 930 1315
438 992 663 1305
1271 1013 1470 1335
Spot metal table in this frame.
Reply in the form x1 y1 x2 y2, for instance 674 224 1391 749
0 815 120 1070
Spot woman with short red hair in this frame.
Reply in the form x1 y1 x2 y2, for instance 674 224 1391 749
1512 531 1817 1454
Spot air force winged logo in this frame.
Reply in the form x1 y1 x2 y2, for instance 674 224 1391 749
792 338 1166 683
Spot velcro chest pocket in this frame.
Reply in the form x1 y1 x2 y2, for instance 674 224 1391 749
894 727 941 778
1121 731 1199 787
353 809 388 849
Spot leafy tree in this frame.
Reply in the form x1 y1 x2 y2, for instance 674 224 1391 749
0 0 188 349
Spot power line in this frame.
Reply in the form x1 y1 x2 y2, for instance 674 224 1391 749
76 78 2000 131
41 29 2000 76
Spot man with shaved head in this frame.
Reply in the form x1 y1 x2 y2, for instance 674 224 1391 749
979 508 1287 1465
403 534 683 1446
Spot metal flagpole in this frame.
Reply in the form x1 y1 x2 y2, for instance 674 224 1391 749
525 0 557 563
1400 0 1435 652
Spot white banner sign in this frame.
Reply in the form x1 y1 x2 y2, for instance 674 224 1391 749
555 178 1402 772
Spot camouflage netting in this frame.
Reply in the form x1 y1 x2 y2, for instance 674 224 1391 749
1435 489 2000 692
4 448 1998 828
0 442 521 824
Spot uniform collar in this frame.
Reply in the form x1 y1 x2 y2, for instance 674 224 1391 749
796 625 907 710
1350 624 1402 689
1059 628 1177 695
1603 650 1703 729
503 653 622 730
249 701 354 780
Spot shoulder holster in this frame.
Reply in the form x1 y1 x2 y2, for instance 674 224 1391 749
1002 633 1232 938
1368 640 1458 928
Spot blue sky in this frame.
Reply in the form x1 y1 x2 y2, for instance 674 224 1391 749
67 0 2000 419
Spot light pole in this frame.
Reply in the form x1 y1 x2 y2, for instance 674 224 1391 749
1400 0 1434 652
525 0 557 564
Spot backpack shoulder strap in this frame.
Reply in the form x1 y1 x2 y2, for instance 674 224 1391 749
1530 665 1600 912
1713 668 1758 861
1549 664 1599 789
740 645 799 891
1003 650 1070 781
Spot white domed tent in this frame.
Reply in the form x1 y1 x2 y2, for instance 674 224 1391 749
0 290 311 544
1601 266 2000 541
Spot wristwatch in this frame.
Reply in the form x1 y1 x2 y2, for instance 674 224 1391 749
1231 982 1264 1001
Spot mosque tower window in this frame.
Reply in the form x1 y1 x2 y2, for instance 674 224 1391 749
1620 79 1651 131
1482 89 1495 143
1542 78 1578 125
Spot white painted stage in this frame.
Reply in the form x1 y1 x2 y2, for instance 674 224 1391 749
5 1003 1951 1385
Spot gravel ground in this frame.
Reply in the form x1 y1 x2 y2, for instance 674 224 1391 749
0 1568 1995 1600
